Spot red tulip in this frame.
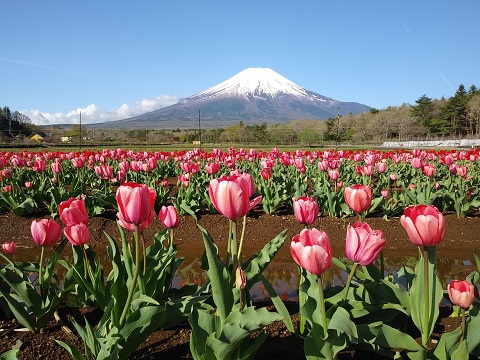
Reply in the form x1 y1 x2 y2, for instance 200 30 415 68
31 219 61 247
344 184 372 213
209 174 262 220
448 280 474 309
59 196 89 226
400 205 445 246
64 223 90 246
116 182 156 229
2 241 16 255
292 196 319 225
159 205 179 229
290 228 332 277
345 222 386 265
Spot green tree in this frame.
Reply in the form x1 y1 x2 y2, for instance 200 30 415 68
443 84 469 136
298 128 319 147
467 93 480 135
411 95 434 131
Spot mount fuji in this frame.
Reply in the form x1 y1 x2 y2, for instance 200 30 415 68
93 68 371 129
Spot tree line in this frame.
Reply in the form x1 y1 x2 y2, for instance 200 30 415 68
3 82 480 146
0 106 32 137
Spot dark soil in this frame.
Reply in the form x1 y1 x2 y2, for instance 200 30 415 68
1 210 478 359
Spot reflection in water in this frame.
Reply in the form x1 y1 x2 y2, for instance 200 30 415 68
8 248 477 302
174 254 477 301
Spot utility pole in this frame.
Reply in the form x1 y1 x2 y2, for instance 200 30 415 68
198 110 202 150
79 111 82 150
335 107 340 150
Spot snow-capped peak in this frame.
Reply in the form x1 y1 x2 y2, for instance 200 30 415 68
189 68 310 100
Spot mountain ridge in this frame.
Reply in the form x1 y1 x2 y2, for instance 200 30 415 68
89 68 370 129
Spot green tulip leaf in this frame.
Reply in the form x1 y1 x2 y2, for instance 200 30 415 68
243 229 287 286
198 224 233 323
259 273 295 333
0 349 19 360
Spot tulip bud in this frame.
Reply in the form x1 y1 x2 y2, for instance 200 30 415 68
2 242 16 255
292 196 319 225
235 266 246 290
448 280 474 309
159 205 179 229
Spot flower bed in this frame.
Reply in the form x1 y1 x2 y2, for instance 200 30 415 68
1 147 480 359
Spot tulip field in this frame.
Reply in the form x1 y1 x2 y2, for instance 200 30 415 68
1 146 480 359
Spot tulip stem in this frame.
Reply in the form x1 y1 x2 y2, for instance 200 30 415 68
38 247 45 296
237 215 247 266
119 225 141 327
231 221 238 284
226 220 233 268
169 229 174 248
82 246 95 285
460 307 466 343
380 249 385 279
141 233 146 275
318 276 328 339
343 262 358 302
423 246 429 348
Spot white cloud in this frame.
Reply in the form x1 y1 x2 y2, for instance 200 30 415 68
22 95 179 125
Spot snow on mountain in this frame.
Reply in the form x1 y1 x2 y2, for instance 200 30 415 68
187 68 331 103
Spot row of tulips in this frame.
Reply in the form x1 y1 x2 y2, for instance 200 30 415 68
1 147 480 219
1 166 480 359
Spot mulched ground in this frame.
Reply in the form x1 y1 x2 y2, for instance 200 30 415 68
1 209 478 359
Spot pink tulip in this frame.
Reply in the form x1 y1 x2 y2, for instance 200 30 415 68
292 196 319 225
345 222 386 265
64 223 90 246
209 174 262 220
448 280 475 309
59 196 89 226
400 205 445 247
376 162 386 173
318 160 329 171
422 164 436 177
2 241 16 255
159 205 179 229
50 161 62 174
344 184 372 214
71 157 85 168
411 157 423 169
290 228 332 277
456 166 468 178
381 189 390 199
31 219 61 247
116 182 156 228
328 169 340 181
204 162 221 175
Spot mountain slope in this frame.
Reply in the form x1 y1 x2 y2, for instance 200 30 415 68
92 68 370 129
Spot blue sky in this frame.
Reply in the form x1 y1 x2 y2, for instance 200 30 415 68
1 1 479 125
